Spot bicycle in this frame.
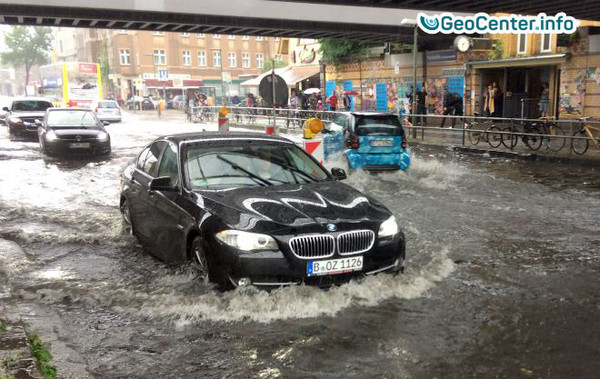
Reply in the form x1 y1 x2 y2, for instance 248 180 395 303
501 118 566 152
572 117 600 155
464 113 493 146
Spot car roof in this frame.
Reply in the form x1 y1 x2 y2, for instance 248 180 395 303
160 132 295 146
47 107 92 112
11 97 53 103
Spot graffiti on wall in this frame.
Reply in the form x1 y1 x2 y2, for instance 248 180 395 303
560 67 600 116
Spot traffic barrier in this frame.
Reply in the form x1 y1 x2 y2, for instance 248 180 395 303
303 137 324 165
265 125 279 135
218 116 229 132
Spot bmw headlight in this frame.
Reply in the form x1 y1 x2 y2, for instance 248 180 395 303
378 215 398 238
45 130 58 142
215 230 278 251
9 116 22 124
97 131 109 141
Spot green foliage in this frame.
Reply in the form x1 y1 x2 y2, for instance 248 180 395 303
0 26 52 90
27 334 56 379
100 40 111 91
489 40 504 60
262 58 287 73
318 38 374 65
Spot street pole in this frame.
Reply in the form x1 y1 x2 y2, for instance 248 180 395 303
272 58 276 133
219 49 225 106
412 25 417 130
359 59 363 111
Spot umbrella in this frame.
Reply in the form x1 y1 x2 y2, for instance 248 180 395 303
343 90 358 95
303 88 321 95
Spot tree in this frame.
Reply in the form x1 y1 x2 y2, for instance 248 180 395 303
1 26 52 92
99 40 111 92
318 38 375 65
262 58 287 73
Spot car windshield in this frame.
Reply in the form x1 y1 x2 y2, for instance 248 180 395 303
185 143 329 189
11 100 53 112
356 116 403 136
98 101 118 108
47 110 98 127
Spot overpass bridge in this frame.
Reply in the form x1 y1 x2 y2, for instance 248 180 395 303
0 0 597 46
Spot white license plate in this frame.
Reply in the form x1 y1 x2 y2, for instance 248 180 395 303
307 256 363 277
69 143 90 149
371 140 393 147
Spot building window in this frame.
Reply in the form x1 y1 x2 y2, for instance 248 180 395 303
213 34 221 39
228 52 236 67
182 50 191 66
541 33 552 53
182 32 189 37
256 36 263 41
256 53 263 68
197 33 205 38
242 35 249 40
153 49 166 65
119 49 130 65
228 35 235 40
517 33 527 54
213 50 221 67
198 51 206 66
242 53 250 68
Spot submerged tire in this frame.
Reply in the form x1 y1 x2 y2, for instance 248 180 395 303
120 199 135 236
190 237 231 290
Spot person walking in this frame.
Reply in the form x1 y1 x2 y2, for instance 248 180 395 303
483 83 495 117
416 83 427 126
440 88 455 128
539 83 550 118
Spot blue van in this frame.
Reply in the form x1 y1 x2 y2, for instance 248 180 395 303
324 112 411 171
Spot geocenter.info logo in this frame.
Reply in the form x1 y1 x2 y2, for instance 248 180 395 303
417 12 579 34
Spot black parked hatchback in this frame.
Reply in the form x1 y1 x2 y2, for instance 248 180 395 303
120 132 405 289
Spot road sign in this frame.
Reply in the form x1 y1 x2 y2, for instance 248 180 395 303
158 70 168 80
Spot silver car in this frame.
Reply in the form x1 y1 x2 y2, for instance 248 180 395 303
91 100 122 123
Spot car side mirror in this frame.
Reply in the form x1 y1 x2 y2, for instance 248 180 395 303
331 167 347 181
149 176 176 191
2 107 8 112
102 121 110 126
35 119 42 126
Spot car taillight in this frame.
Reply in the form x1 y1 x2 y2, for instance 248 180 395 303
349 134 359 149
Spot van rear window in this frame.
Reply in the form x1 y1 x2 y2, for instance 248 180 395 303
356 116 403 136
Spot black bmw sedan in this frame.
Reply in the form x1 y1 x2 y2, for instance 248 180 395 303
120 132 405 289
37 108 111 157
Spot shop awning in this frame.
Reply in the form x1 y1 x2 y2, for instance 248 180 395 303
145 79 173 88
240 65 320 88
468 54 568 69
183 79 203 87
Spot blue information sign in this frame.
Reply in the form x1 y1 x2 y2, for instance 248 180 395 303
325 81 335 98
376 83 387 112
447 76 465 98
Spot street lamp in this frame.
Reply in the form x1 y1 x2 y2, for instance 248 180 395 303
211 48 225 105
401 18 418 128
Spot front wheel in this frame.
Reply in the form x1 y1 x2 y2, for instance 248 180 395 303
571 130 589 155
486 126 503 148
500 127 518 149
120 199 135 236
547 125 566 152
466 123 481 145
524 126 543 151
190 237 230 290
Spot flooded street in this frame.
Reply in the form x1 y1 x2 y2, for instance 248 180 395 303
1 113 599 379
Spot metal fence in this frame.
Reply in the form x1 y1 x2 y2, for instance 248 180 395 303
185 106 599 155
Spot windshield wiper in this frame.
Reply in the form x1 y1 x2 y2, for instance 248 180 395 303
216 155 273 186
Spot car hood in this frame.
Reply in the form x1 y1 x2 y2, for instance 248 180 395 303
50 127 102 137
10 111 46 118
194 180 391 233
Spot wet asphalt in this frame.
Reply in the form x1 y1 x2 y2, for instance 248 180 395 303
0 112 599 379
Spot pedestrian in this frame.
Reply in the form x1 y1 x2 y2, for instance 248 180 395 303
539 82 550 118
405 85 414 109
416 83 427 126
327 92 337 111
483 83 495 117
492 82 503 117
440 88 456 128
